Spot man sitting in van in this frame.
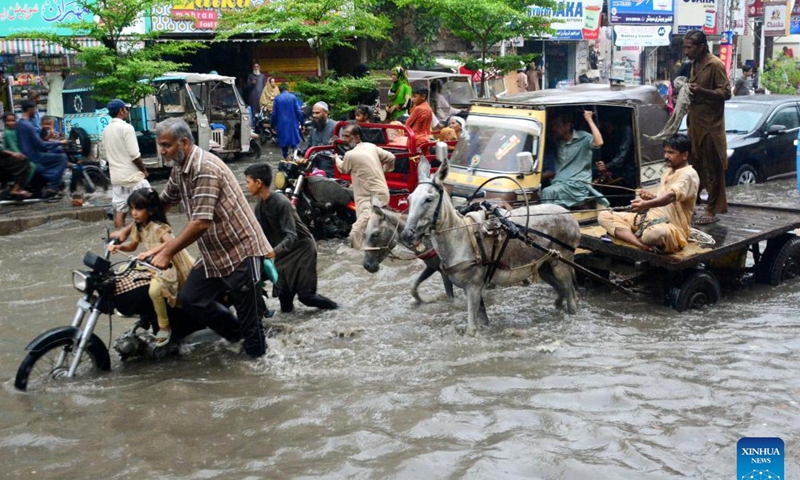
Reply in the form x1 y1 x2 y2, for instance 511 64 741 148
596 118 636 189
541 109 609 208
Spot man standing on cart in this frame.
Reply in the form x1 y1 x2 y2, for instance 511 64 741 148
598 134 699 254
683 29 731 225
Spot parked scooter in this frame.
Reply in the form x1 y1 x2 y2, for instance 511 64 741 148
253 106 274 146
13 236 267 391
274 149 356 240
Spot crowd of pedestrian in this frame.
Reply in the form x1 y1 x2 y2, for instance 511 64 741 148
0 29 748 359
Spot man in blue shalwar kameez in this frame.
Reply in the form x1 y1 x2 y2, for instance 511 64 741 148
16 100 67 192
270 83 304 159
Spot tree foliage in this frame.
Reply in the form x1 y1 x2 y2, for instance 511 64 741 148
761 56 800 95
398 0 555 95
292 75 381 119
12 0 201 104
368 0 441 69
218 0 391 80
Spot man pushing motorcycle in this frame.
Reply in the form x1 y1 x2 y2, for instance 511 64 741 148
116 118 274 358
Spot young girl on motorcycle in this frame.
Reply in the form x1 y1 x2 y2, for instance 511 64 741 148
108 188 194 347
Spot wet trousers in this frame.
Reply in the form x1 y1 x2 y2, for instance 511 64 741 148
598 210 687 254
179 257 266 357
691 136 728 215
0 153 30 188
148 277 170 330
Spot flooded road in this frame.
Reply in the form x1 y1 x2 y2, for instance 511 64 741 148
0 178 799 479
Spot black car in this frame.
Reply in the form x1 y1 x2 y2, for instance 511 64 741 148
722 95 800 186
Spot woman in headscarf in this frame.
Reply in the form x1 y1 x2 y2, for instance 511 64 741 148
259 75 281 114
448 115 468 139
386 66 412 122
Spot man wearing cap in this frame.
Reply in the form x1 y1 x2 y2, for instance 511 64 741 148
103 98 149 228
404 86 433 142
308 101 336 148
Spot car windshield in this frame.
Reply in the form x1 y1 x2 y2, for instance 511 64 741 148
679 102 768 133
157 82 196 113
450 116 541 172
442 79 474 104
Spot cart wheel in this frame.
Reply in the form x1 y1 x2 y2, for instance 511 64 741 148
755 235 791 284
667 271 721 312
763 237 800 286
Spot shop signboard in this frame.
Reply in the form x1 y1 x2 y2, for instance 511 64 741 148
613 25 672 46
610 0 675 24
676 0 720 34
528 0 603 40
748 0 799 17
151 0 267 33
0 0 93 36
764 0 791 35
747 0 764 16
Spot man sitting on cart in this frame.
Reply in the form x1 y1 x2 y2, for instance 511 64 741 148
597 134 699 254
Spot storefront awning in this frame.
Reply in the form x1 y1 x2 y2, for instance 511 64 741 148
0 37 102 55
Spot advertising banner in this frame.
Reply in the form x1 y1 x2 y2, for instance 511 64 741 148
610 0 675 24
718 44 733 76
747 0 799 17
528 0 603 41
747 0 763 17
151 0 266 33
764 0 791 35
613 25 672 46
676 0 719 34
0 0 92 36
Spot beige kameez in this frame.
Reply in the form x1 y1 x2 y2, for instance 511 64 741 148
336 142 395 249
598 165 699 253
131 221 194 307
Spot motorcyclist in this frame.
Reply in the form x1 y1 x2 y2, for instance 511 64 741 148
16 100 68 194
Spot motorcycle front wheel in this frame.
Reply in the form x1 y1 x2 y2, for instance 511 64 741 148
71 165 110 195
15 336 110 391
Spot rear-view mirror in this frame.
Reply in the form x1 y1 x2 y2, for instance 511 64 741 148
767 124 787 135
435 141 448 163
517 152 535 177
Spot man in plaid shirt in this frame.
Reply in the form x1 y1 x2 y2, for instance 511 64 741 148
151 118 273 358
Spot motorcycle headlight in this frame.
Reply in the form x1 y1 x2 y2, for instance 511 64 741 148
72 270 89 292
274 170 287 190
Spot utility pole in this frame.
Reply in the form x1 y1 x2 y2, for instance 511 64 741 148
759 8 766 87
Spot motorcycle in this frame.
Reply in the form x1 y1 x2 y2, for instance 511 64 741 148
274 149 356 240
13 237 266 392
253 106 274 146
66 127 110 196
0 127 108 205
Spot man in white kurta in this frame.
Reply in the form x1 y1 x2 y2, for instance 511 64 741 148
334 124 395 250
43 71 66 134
103 98 150 227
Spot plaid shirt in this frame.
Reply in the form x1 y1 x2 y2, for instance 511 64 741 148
160 146 272 278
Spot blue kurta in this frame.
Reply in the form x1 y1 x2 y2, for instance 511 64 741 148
271 91 304 150
16 117 67 187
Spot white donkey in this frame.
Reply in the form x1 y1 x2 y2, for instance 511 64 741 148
400 155 581 335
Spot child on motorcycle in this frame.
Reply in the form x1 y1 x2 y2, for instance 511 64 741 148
107 188 195 347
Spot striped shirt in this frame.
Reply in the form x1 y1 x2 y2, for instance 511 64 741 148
160 146 272 278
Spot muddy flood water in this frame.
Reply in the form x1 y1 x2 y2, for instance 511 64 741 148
0 179 798 479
